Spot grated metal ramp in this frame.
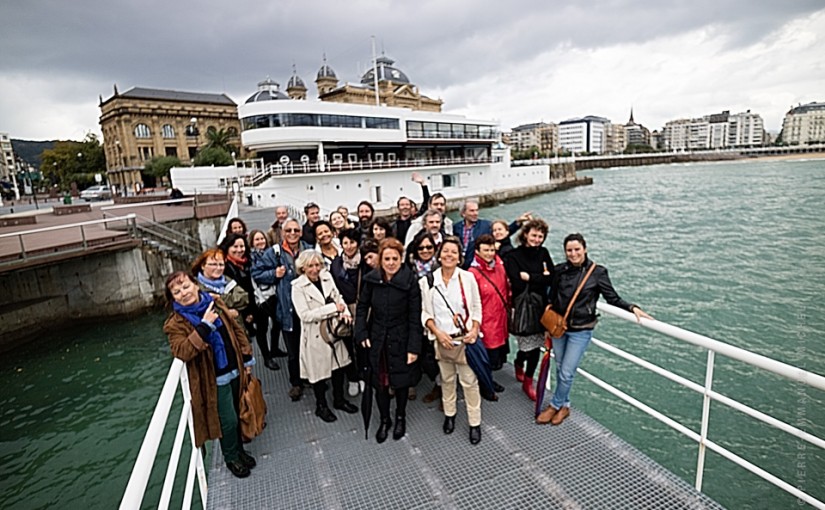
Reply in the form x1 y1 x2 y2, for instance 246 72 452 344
206 354 724 510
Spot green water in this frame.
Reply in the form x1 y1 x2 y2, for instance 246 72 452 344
1 159 823 509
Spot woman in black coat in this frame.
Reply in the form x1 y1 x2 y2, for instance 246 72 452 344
503 219 554 402
355 238 423 444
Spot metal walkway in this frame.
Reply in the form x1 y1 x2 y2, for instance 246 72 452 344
206 359 723 510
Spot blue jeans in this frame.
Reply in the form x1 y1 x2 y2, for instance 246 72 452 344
550 329 593 410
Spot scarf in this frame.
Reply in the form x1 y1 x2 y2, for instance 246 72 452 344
226 253 248 267
173 292 229 370
342 251 361 270
414 259 434 277
198 272 227 294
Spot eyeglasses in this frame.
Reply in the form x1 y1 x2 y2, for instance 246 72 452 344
417 245 434 251
284 228 301 233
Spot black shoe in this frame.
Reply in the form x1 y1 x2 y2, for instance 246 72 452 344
481 391 499 402
333 400 359 414
376 418 392 444
493 381 505 392
315 405 337 423
443 415 455 435
238 450 256 469
288 385 303 401
393 415 406 440
226 460 250 478
264 358 280 371
272 348 289 358
469 425 481 445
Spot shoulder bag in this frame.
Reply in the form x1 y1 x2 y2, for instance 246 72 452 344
541 262 597 338
239 374 267 442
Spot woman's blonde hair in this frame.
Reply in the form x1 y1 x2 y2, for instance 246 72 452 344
295 250 325 275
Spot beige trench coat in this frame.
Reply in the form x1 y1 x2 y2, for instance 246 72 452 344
291 271 352 383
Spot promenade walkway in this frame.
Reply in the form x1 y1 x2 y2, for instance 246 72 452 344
206 361 723 509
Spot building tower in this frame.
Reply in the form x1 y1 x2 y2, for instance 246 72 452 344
286 65 307 100
315 55 338 97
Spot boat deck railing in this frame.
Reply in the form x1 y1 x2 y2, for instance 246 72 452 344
591 302 825 509
119 305 825 509
250 155 495 186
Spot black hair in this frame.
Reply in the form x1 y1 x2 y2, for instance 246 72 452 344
563 233 587 249
339 228 361 245
219 233 249 259
313 219 333 236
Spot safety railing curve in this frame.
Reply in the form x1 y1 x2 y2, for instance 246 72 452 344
575 302 825 509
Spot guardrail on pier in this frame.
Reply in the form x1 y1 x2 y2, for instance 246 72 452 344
583 302 825 509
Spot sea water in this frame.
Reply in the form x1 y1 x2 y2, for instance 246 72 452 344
1 158 823 509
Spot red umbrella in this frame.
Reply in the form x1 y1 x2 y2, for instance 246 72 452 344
534 337 552 418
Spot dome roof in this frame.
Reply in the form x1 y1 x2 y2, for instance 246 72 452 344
245 77 289 103
287 73 306 89
317 62 337 80
360 55 410 85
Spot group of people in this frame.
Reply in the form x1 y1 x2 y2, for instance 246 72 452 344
162 173 651 478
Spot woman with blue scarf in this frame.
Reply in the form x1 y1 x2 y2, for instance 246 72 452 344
192 248 249 327
163 271 257 479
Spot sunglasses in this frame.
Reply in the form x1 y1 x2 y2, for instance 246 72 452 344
418 245 434 251
284 228 301 233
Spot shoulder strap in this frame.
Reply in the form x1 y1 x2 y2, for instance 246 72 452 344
475 268 507 308
426 272 434 289
562 262 598 322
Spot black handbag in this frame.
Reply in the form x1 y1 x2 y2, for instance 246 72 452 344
510 286 545 336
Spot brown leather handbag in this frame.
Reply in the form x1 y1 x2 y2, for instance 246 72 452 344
239 375 267 442
541 263 597 338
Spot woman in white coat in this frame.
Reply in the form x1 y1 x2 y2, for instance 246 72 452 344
291 250 359 423
420 236 484 445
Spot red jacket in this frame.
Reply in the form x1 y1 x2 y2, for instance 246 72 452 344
469 254 511 349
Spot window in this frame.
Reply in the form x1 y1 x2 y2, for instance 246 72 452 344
423 122 437 137
348 154 358 163
134 124 151 139
161 124 175 139
165 147 177 157
227 127 238 136
139 146 154 161
372 185 382 203
407 121 423 137
387 153 396 162
438 123 451 138
442 174 454 188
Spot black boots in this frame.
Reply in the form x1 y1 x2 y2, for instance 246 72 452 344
238 450 257 469
393 414 406 440
376 418 392 443
469 425 482 445
443 415 455 434
333 400 359 414
226 460 250 478
315 404 337 423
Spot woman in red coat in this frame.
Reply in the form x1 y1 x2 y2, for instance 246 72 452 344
468 234 510 393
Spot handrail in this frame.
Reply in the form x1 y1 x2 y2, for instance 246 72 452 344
578 302 825 508
101 198 195 211
0 214 137 239
120 358 207 510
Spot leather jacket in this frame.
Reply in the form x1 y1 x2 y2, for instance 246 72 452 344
550 258 635 330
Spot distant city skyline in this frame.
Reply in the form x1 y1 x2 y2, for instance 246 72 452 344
1 1 824 140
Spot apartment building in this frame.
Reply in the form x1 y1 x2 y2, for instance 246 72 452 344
559 116 608 154
781 102 825 144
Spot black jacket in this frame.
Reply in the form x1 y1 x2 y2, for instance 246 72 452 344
504 245 554 305
355 265 423 388
330 257 367 305
550 257 635 330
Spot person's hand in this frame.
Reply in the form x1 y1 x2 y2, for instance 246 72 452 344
463 328 478 344
434 330 453 350
336 303 346 313
411 172 425 185
361 339 371 348
227 309 239 319
520 271 530 282
341 314 352 324
244 314 254 324
407 353 418 364
246 366 252 375
275 266 286 278
209 292 220 300
632 306 653 323
203 301 218 324
517 211 533 223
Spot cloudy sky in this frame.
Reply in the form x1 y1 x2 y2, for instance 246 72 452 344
2 0 824 141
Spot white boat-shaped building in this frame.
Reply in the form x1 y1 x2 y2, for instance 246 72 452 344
172 56 551 212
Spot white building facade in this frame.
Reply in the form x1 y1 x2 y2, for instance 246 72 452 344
781 102 825 145
664 110 763 150
558 116 608 154
1 132 15 181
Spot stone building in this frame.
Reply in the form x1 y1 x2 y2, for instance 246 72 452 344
509 122 558 154
663 110 763 150
603 123 627 154
98 86 240 193
781 102 825 145
313 54 443 112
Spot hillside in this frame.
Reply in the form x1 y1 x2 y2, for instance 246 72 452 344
11 139 56 168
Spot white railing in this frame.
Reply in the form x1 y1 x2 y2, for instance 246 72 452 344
120 359 208 510
576 302 825 509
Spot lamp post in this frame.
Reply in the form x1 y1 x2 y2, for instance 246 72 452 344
186 117 200 164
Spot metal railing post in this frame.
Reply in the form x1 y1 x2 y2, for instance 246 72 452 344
695 350 715 491
81 225 87 249
18 234 26 260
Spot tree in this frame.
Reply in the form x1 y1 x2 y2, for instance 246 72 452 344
193 147 233 167
203 127 238 155
144 156 181 183
40 133 107 189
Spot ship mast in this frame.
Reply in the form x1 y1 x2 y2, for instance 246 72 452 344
371 36 380 106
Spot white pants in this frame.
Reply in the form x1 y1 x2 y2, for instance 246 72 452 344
438 360 481 426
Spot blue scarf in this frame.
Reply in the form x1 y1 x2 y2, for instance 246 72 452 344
173 292 229 370
198 273 227 294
